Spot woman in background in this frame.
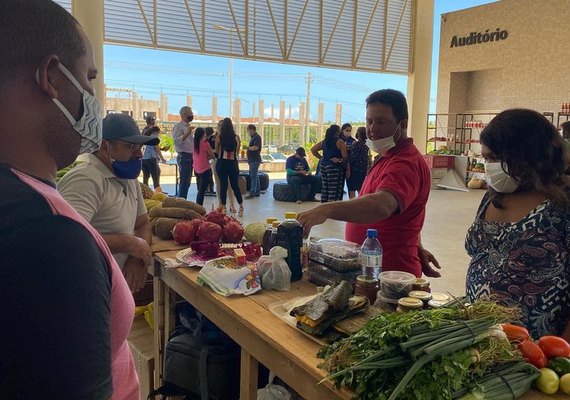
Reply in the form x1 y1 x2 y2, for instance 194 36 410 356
141 116 166 189
215 118 244 216
211 120 237 213
465 108 570 340
346 126 370 197
311 124 348 202
193 127 215 206
341 123 355 198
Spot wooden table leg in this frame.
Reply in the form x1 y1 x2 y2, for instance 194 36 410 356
240 348 259 400
153 273 167 390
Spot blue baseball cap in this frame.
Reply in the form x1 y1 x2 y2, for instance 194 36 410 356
102 113 159 145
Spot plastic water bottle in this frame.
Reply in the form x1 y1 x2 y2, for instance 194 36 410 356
360 229 382 279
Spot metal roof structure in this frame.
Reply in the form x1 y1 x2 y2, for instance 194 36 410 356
57 0 415 75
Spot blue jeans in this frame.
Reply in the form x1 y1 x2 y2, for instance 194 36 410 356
248 161 261 195
177 152 193 199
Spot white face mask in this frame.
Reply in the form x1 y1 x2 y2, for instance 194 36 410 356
37 63 103 154
485 162 519 193
366 124 400 155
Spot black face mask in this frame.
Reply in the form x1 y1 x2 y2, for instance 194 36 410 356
186 114 194 123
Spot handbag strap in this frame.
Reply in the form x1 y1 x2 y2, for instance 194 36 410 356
199 345 210 400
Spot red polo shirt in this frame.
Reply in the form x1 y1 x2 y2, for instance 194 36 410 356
345 138 430 277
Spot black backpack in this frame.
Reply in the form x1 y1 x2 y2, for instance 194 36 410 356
148 303 241 400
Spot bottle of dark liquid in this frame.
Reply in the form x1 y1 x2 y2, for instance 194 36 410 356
262 217 277 255
267 221 280 254
277 212 303 281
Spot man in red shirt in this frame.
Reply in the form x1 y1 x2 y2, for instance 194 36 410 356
298 89 440 277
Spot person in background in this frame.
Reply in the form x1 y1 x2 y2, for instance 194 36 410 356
311 124 349 202
298 89 440 278
245 123 262 199
285 147 320 204
0 0 138 397
561 121 570 156
341 123 355 198
205 126 216 195
58 113 156 294
193 127 215 206
173 106 195 199
465 108 570 340
212 119 237 213
346 126 371 197
141 115 166 189
215 117 244 216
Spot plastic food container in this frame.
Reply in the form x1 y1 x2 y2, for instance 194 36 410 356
307 260 361 287
431 292 451 303
379 271 416 299
407 290 432 308
396 297 424 314
374 291 399 313
308 238 361 272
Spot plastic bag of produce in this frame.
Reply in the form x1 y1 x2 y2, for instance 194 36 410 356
257 246 291 291
257 372 291 400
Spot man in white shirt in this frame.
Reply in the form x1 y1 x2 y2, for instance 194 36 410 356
58 113 158 292
172 106 195 199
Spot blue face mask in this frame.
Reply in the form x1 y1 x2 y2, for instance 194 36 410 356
112 158 142 179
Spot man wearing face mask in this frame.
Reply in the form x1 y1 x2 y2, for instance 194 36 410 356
298 89 440 278
173 106 195 199
0 1 139 398
59 113 157 294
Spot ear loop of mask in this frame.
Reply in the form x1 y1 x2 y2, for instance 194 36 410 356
35 66 82 126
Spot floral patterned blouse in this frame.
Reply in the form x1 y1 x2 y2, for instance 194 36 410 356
465 192 570 338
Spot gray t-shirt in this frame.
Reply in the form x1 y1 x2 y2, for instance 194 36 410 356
57 154 146 268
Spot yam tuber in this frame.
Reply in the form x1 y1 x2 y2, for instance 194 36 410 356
162 197 206 216
153 218 178 240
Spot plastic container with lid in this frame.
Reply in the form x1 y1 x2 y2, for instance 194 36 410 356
431 292 451 303
307 260 361 286
379 271 416 299
407 290 432 308
277 212 303 281
308 238 360 272
374 291 399 313
354 275 379 304
396 297 424 314
412 278 431 293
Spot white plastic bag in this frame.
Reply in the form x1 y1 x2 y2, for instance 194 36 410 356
257 372 292 400
256 246 291 291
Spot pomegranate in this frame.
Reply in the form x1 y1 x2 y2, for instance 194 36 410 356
204 210 225 227
172 220 200 244
223 220 244 243
196 221 223 242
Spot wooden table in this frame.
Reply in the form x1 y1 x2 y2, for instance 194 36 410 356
151 249 565 400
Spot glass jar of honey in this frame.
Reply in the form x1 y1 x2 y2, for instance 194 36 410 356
354 275 379 304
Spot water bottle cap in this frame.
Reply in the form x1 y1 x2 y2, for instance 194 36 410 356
272 221 281 228
284 212 297 219
367 229 378 238
266 217 277 224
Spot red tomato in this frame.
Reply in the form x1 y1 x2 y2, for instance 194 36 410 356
518 340 548 368
538 336 570 359
501 324 530 342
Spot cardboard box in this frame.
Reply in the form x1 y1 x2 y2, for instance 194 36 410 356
424 155 454 169
128 315 154 400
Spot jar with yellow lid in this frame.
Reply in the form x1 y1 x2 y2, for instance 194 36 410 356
396 297 423 314
407 290 432 308
412 278 431 293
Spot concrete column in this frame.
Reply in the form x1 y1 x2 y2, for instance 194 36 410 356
72 0 105 110
317 102 325 140
212 96 218 123
132 92 138 120
335 103 342 125
299 102 306 146
406 0 434 154
279 100 285 147
160 93 167 120
234 98 242 139
186 95 192 107
258 99 265 141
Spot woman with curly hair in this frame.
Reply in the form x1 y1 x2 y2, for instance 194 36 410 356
465 108 570 340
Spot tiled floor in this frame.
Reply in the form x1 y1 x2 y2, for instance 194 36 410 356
153 175 486 297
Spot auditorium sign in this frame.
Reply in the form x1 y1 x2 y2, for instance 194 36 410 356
450 28 508 48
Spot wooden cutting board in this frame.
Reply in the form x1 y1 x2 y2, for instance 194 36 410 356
150 236 187 253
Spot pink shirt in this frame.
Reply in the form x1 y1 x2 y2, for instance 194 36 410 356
193 140 212 174
13 170 140 400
